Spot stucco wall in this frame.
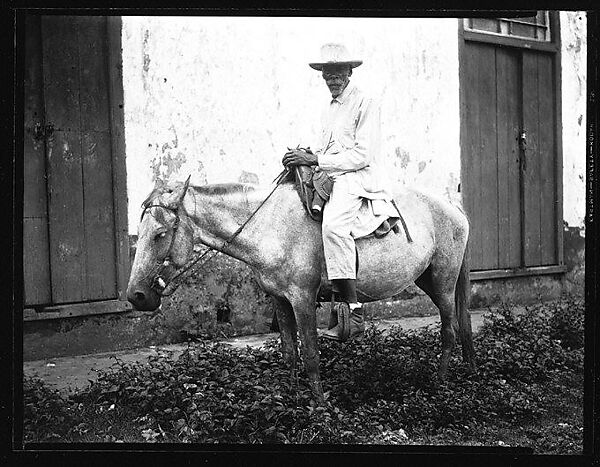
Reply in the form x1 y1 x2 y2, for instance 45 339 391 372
122 16 461 231
24 14 587 358
560 11 587 231
118 14 585 339
120 16 461 336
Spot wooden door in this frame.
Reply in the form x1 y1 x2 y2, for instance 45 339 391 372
23 15 129 308
460 13 564 276
24 15 52 305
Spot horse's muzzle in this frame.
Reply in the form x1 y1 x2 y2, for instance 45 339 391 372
127 283 161 311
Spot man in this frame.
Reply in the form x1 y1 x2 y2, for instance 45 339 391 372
282 42 398 342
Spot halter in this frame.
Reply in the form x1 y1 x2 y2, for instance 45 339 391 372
140 203 181 232
140 203 183 295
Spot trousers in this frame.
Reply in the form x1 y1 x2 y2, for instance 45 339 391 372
321 177 364 280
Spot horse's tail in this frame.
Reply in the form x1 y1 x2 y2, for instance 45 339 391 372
455 231 476 369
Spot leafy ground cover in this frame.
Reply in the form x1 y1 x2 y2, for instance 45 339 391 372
23 296 584 452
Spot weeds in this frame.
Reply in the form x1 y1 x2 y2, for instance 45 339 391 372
23 295 584 452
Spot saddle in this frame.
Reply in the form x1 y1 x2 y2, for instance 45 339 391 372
275 164 413 242
295 165 333 221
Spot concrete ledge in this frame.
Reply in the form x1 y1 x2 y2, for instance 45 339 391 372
470 265 567 281
24 300 132 321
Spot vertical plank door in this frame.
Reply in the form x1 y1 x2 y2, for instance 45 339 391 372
495 47 522 270
24 15 128 310
77 16 118 300
42 16 87 303
40 16 118 304
521 51 559 267
23 15 52 306
462 41 559 272
462 41 520 271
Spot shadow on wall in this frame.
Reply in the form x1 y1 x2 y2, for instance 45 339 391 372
562 223 585 294
24 228 584 361
128 235 278 339
127 235 439 340
129 219 587 340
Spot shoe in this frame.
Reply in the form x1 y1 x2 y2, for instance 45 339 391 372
374 220 391 238
322 303 364 342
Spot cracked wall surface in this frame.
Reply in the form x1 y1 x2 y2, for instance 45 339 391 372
560 11 587 231
117 14 585 338
24 15 587 359
122 16 462 231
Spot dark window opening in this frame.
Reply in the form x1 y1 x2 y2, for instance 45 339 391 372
464 11 551 42
216 300 231 323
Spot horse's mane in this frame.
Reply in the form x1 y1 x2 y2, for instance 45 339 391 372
194 183 258 196
141 182 260 207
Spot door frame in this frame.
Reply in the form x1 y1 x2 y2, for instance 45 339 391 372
106 16 131 303
458 12 566 281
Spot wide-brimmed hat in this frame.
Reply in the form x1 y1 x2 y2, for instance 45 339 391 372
309 43 362 71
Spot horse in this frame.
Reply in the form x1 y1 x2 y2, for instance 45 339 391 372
126 176 476 402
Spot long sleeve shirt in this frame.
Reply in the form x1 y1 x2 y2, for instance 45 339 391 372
315 82 392 201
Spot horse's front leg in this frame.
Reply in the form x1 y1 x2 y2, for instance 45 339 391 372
271 296 299 381
288 288 324 404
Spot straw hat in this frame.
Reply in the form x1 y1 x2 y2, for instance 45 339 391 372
309 43 363 71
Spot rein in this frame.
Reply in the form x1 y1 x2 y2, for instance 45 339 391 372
145 180 284 297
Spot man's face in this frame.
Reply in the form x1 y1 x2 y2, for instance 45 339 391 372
321 65 352 98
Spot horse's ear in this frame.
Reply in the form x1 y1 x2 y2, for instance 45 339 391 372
166 175 191 208
141 178 167 208
183 175 191 194
178 175 191 204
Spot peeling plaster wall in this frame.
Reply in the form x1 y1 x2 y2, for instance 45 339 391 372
122 16 461 231
116 14 586 342
560 11 587 231
119 16 460 338
559 11 586 294
121 14 586 234
25 15 588 358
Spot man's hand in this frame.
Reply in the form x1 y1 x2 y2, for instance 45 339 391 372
282 149 318 167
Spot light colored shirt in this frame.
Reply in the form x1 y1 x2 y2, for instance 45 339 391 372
316 82 392 201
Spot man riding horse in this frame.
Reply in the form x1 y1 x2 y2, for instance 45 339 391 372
282 43 400 342
126 42 474 398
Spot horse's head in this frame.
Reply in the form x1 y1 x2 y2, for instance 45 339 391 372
126 176 193 311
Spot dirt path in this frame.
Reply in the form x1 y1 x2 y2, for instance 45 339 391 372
24 310 487 395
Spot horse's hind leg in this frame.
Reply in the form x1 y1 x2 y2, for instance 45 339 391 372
272 296 299 377
415 269 458 380
432 293 458 380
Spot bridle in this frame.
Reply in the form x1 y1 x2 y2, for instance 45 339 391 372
140 176 286 297
139 203 184 296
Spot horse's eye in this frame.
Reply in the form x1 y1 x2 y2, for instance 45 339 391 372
156 232 167 240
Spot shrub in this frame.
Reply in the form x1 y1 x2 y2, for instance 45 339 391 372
23 296 583 451
547 296 584 350
23 377 78 442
